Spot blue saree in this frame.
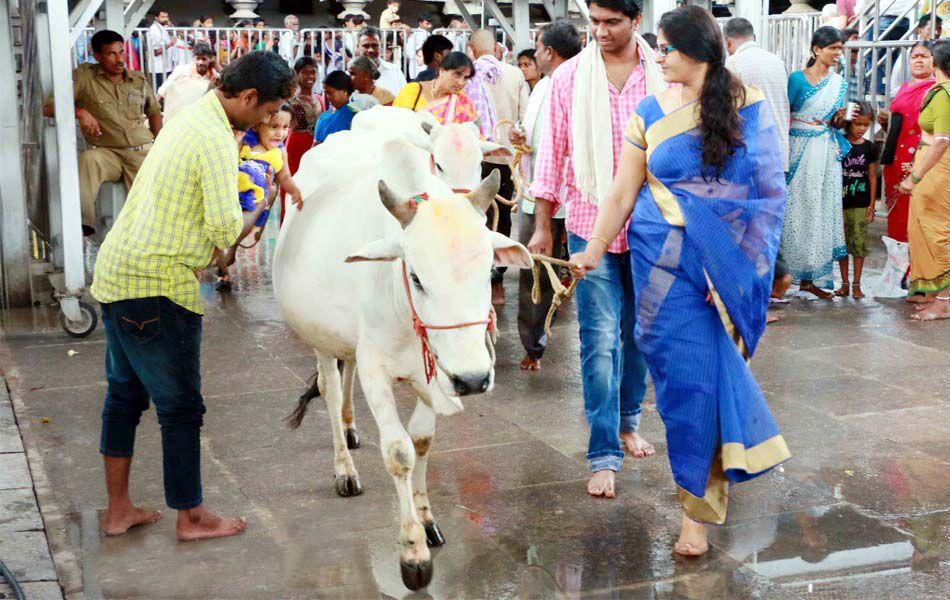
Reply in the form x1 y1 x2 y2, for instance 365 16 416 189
625 88 791 524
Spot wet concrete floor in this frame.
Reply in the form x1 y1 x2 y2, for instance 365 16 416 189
1 218 948 599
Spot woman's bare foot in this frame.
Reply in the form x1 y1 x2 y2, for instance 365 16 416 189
674 513 709 557
834 282 850 297
620 431 655 458
520 355 541 371
852 283 865 299
905 293 935 304
767 313 781 324
101 503 161 536
587 470 616 498
177 505 247 541
800 282 834 300
911 297 950 321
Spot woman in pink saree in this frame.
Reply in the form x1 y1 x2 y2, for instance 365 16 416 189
393 51 480 126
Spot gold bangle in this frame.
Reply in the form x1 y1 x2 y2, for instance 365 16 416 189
588 235 610 249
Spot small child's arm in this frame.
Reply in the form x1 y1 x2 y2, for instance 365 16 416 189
275 147 303 211
867 161 880 224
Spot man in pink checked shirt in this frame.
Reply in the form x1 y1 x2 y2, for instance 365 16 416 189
528 0 665 500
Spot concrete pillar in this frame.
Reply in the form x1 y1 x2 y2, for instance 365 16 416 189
643 0 678 35
513 0 531 51
0 0 33 307
102 0 123 33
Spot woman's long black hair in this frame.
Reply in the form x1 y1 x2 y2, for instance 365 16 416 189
658 6 745 179
807 26 844 67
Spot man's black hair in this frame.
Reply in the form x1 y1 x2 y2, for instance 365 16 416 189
588 0 642 20
422 35 454 65
193 41 214 58
419 14 435 25
217 51 297 104
91 29 124 53
539 19 583 60
360 26 382 40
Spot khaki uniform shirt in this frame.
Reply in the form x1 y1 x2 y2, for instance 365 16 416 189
73 63 161 149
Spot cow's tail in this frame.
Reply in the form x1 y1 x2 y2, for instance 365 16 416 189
285 370 321 429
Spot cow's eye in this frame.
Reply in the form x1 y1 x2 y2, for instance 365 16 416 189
410 272 425 292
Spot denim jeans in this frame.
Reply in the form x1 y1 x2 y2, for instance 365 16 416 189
568 233 649 472
99 297 205 510
864 16 909 94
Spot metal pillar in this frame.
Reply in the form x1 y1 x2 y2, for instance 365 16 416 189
0 0 33 308
47 0 87 322
102 0 124 32
123 0 156 37
512 0 531 50
481 0 517 41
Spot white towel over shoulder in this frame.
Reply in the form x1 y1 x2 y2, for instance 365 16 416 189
571 35 666 206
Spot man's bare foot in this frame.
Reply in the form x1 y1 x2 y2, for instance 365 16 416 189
587 470 616 498
620 431 655 458
674 513 709 557
520 355 541 371
101 504 161 536
176 505 247 541
911 298 950 321
767 313 781 324
800 282 834 300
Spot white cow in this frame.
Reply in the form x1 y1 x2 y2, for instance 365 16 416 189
274 118 529 590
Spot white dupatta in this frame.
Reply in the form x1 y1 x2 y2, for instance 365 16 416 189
571 34 666 205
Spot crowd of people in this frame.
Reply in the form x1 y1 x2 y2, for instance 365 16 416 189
55 0 948 558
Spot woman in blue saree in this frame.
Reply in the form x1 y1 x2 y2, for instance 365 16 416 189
571 6 790 556
783 27 850 299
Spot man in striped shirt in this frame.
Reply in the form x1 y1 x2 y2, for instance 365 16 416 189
92 52 296 541
528 0 657 499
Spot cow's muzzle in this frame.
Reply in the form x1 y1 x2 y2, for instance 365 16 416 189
449 372 491 397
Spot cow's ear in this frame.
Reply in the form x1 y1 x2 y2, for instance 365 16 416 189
479 140 512 157
345 237 404 263
489 231 533 269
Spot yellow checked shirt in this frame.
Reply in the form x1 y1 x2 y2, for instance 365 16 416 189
91 91 244 315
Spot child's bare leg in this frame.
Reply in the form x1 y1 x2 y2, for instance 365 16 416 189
852 257 866 299
835 258 850 296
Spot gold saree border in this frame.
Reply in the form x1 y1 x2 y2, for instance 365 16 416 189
722 435 792 475
677 435 791 525
677 455 729 525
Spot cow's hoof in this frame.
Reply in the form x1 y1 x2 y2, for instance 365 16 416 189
334 475 363 497
400 558 434 590
424 522 446 547
345 427 361 450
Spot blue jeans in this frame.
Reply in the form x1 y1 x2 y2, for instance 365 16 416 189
99 297 205 510
864 16 909 94
568 233 649 473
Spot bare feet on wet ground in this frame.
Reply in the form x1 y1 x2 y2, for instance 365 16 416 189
587 470 616 498
620 431 655 458
675 513 709 557
101 502 162 536
177 505 247 541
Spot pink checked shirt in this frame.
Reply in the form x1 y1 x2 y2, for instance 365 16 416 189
528 55 647 253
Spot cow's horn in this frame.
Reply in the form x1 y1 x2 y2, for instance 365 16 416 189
378 180 417 228
470 169 501 215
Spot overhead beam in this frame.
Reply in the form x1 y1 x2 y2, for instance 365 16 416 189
453 1 479 31
68 0 105 45
123 0 155 38
481 0 517 41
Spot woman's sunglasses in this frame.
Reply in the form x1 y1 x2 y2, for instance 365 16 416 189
656 43 677 57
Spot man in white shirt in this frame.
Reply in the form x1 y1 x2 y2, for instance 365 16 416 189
467 29 530 305
509 20 582 371
724 18 791 172
278 14 301 66
157 42 218 123
357 27 407 96
405 15 434 79
147 11 175 87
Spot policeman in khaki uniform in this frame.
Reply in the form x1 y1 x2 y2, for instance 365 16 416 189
47 30 163 235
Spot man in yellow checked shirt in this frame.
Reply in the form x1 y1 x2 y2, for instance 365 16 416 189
90 52 297 542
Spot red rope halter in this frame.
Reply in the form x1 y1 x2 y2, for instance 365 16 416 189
401 261 496 384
